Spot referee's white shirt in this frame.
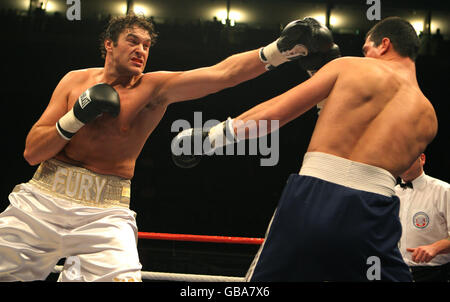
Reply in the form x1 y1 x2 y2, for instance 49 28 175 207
395 172 450 266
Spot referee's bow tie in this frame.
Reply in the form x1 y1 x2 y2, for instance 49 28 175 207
396 178 413 189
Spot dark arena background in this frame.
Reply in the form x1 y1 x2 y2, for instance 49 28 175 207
1 0 449 282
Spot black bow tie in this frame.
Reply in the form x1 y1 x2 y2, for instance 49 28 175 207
396 178 413 189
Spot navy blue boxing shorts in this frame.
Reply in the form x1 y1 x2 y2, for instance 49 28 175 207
245 152 412 282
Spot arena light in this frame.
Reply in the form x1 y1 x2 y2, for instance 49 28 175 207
410 20 424 35
116 3 152 16
311 14 340 27
213 9 245 26
117 4 127 15
45 1 54 11
312 15 326 25
20 0 29 10
216 10 227 24
330 16 340 27
430 21 443 34
133 5 149 16
44 0 64 13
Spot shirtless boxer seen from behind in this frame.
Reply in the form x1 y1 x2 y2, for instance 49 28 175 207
178 17 438 281
0 14 336 281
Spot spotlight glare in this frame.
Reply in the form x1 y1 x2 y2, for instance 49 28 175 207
411 20 424 35
133 5 148 16
213 9 245 25
311 14 340 27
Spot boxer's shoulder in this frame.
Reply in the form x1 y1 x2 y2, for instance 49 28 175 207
68 67 102 76
55 68 105 103
334 56 387 75
141 70 181 83
140 71 184 104
317 56 378 79
327 57 384 89
335 57 405 90
139 71 176 93
61 68 104 85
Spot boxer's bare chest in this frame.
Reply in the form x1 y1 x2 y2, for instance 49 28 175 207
59 74 167 177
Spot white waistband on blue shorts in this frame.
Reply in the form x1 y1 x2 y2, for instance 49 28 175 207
299 152 396 197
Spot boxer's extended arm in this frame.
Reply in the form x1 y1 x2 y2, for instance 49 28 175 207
155 17 335 104
152 49 266 104
24 72 74 165
233 58 342 139
237 44 341 122
172 57 342 160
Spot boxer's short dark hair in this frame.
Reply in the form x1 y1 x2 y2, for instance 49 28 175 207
100 13 158 59
366 17 420 61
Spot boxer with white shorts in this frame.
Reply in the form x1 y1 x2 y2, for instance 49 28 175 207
1 14 333 281
1 160 140 281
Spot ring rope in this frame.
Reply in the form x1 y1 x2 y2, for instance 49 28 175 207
52 232 260 281
140 271 245 282
52 265 245 282
138 232 264 245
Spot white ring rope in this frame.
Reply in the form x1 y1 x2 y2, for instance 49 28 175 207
141 271 244 282
52 265 245 282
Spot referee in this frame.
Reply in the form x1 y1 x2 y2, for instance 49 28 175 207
396 153 450 282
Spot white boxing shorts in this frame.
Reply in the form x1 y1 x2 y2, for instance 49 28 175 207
0 159 142 282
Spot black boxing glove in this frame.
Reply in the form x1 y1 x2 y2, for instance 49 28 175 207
260 17 334 70
171 118 238 168
56 83 120 140
299 43 341 76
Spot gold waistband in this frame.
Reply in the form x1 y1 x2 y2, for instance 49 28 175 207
29 159 131 208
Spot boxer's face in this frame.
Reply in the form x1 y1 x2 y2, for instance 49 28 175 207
106 26 151 75
362 35 383 58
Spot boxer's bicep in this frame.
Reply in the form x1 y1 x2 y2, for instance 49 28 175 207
149 69 221 104
24 72 75 165
165 68 226 103
153 49 264 104
33 72 73 129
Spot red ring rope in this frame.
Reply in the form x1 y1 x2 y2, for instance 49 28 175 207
138 232 264 245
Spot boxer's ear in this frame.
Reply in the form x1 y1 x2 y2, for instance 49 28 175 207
378 37 391 55
104 39 113 54
419 153 426 166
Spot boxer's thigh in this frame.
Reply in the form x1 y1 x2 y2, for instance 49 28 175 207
0 187 62 281
58 207 142 282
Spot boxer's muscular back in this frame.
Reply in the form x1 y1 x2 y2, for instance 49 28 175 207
307 57 437 177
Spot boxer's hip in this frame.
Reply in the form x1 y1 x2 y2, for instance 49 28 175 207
299 151 396 197
24 159 131 208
